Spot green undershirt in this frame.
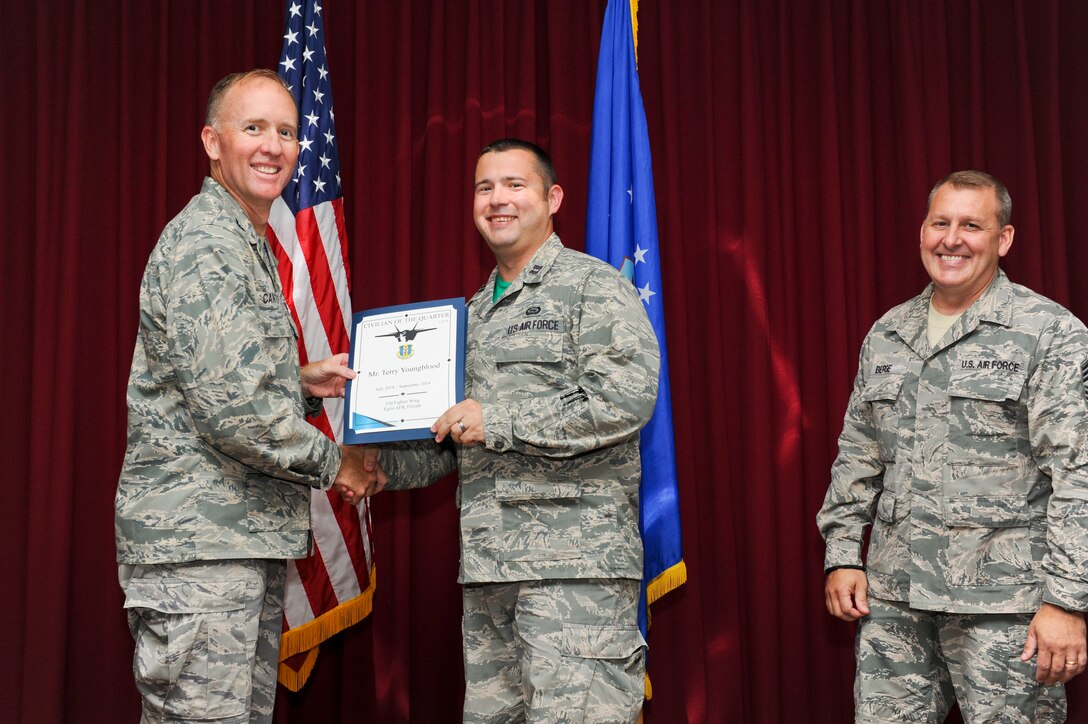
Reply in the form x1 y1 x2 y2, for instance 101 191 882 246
493 277 512 303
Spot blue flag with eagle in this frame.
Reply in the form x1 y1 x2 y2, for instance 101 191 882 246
585 0 686 696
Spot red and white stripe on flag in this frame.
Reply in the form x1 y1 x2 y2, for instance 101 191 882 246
268 195 376 691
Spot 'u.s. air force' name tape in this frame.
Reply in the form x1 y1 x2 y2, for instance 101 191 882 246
506 319 561 335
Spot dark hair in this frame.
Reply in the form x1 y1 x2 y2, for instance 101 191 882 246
927 170 1012 227
205 69 293 127
479 138 558 188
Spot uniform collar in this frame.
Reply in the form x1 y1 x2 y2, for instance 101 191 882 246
515 233 564 285
471 234 565 316
202 177 263 247
890 269 1014 357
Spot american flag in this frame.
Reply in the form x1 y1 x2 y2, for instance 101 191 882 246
267 0 375 690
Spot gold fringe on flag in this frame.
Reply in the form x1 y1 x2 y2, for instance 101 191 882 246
643 560 688 700
276 566 378 691
646 560 687 606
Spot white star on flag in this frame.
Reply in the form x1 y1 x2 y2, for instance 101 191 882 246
638 282 656 304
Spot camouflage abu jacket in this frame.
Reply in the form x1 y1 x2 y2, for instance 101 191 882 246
381 234 660 584
115 178 341 565
818 270 1088 613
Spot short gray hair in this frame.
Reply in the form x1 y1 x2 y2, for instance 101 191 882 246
927 170 1012 227
204 69 293 127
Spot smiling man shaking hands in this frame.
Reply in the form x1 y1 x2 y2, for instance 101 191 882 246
115 70 383 723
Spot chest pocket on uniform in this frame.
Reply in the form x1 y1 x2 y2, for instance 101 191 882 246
859 374 905 462
494 336 564 364
947 359 1028 441
254 313 297 373
494 335 567 392
260 313 295 339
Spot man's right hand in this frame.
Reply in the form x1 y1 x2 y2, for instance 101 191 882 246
334 445 386 505
825 568 871 621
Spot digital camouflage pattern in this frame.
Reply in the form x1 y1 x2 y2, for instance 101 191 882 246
855 597 1065 723
116 178 341 565
381 234 655 721
380 234 661 584
124 559 285 724
818 269 1088 614
462 579 644 723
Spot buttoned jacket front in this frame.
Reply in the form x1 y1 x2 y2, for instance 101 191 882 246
116 178 341 565
819 270 1088 613
382 235 660 584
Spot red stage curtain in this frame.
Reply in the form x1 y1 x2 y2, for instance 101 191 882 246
3 1 1088 722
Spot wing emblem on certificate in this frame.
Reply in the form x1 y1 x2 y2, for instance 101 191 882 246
343 298 467 443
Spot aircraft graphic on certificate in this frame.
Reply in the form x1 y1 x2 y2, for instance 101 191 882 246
344 298 466 443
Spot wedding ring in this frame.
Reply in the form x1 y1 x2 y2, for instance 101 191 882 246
459 421 467 433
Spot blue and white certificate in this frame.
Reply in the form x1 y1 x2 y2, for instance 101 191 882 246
343 297 466 444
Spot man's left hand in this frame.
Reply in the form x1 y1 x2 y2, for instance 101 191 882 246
1021 602 1087 685
433 399 484 446
301 353 356 399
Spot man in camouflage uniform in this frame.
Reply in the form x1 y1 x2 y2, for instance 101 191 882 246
377 139 660 723
115 70 382 724
818 170 1088 722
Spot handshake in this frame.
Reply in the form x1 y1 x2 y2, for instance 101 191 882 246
333 445 386 505
300 354 387 506
305 352 486 507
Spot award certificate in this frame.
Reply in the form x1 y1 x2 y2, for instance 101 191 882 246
343 298 466 444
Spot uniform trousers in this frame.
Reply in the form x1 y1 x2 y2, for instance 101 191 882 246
123 559 286 724
461 578 645 724
855 596 1066 723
